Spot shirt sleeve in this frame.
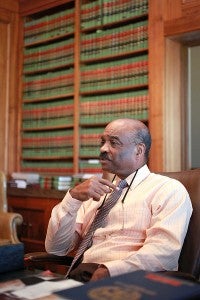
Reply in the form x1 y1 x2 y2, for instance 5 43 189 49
45 190 82 255
103 179 193 277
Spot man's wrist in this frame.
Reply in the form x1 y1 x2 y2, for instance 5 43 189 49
98 264 108 270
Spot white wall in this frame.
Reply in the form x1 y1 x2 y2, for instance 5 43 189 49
188 46 200 168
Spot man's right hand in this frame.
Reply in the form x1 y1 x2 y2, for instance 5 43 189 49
69 176 116 202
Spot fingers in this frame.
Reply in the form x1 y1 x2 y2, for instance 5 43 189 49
69 176 116 202
98 178 116 191
89 177 116 201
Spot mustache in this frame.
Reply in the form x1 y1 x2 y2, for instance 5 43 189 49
99 152 111 161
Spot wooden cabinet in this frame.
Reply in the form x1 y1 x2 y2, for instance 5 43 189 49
8 187 65 253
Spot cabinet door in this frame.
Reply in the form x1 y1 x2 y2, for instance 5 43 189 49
14 207 45 241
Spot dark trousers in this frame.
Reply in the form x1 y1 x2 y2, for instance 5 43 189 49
68 263 99 283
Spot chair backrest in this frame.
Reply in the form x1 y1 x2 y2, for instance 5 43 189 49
0 171 7 212
161 169 200 280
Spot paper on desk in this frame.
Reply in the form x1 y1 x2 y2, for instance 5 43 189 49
11 279 83 300
0 279 25 293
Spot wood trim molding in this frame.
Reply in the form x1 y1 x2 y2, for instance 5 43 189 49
19 0 71 16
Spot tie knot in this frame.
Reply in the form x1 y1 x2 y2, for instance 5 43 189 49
118 179 128 189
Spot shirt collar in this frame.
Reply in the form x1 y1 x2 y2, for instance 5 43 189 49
125 164 150 189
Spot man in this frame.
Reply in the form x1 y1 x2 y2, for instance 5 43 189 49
45 118 192 282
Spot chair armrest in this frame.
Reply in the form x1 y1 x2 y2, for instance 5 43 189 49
24 252 73 266
161 270 199 283
0 212 23 244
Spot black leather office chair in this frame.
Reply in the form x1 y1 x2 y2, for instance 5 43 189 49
24 169 200 281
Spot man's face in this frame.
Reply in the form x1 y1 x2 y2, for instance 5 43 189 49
99 123 138 178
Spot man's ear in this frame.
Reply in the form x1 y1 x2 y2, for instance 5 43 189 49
136 143 145 156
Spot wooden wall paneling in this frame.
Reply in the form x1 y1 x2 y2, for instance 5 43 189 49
163 0 200 170
181 0 200 16
163 0 182 20
0 10 9 172
73 0 80 174
0 7 19 175
0 0 18 12
19 0 72 16
16 16 25 172
164 0 200 37
149 0 200 171
148 0 165 171
164 39 182 171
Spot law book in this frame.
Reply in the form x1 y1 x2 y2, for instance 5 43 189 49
55 270 200 300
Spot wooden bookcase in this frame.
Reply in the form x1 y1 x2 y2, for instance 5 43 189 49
21 1 75 175
2 0 200 253
19 0 149 178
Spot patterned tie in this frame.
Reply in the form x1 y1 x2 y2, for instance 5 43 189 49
66 179 128 278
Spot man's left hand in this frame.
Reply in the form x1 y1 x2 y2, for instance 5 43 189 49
90 265 110 281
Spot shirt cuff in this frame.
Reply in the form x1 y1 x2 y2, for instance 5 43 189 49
103 260 138 277
60 190 82 214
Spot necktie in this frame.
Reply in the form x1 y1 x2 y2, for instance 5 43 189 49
66 179 127 278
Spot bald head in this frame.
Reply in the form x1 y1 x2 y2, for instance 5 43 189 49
105 119 151 161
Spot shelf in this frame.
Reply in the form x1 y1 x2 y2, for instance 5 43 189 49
23 93 74 103
81 13 148 33
7 186 65 199
80 84 148 96
80 118 148 127
22 156 73 161
81 49 148 64
23 62 74 75
24 32 74 48
22 124 73 132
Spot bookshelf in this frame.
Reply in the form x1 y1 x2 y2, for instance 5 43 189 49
79 0 149 174
21 1 75 175
20 0 149 180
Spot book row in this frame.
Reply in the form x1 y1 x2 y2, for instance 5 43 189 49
24 39 74 73
22 98 147 129
23 69 73 92
23 0 148 44
22 91 147 120
80 60 148 91
81 0 148 29
24 8 74 45
22 128 102 150
24 55 147 88
22 143 101 159
80 90 148 114
40 175 72 190
23 63 147 100
21 159 102 175
22 130 73 148
81 20 148 60
23 86 73 101
23 99 73 120
22 115 73 130
22 147 73 159
22 145 105 159
80 145 101 157
80 109 148 125
22 106 147 129
79 159 102 174
21 161 74 173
